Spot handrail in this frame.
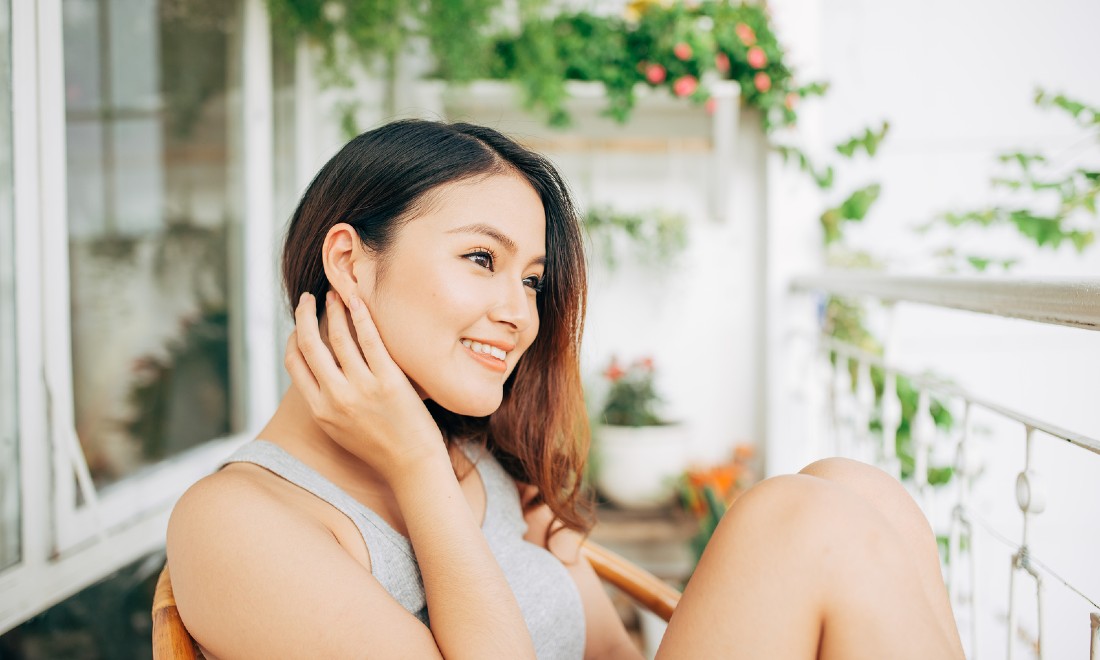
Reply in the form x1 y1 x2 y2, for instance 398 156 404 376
818 336 1100 456
790 271 1100 658
791 273 1100 331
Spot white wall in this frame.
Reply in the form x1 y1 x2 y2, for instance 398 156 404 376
786 1 1100 657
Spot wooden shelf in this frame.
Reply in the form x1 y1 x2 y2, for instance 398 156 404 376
590 504 697 583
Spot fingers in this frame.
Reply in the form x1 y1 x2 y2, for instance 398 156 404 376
324 291 372 381
293 292 348 391
346 293 401 379
284 330 320 399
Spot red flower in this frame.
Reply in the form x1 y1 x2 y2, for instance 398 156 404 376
747 46 768 69
714 52 730 74
604 358 626 382
673 42 693 61
635 356 655 371
735 23 756 46
673 74 698 97
645 63 667 84
705 97 717 115
753 71 772 93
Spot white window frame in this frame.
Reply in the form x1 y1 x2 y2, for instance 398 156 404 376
0 0 278 633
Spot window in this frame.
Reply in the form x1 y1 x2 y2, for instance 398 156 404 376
0 0 16 573
62 0 244 488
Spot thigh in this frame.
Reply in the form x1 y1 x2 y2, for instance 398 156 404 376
654 473 961 660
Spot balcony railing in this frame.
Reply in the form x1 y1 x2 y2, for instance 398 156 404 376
790 274 1100 660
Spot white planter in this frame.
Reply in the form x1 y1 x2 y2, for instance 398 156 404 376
638 607 669 659
595 424 688 510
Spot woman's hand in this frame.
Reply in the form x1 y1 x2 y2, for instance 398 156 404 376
284 291 446 485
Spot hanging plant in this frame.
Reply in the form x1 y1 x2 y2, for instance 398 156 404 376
487 2 826 129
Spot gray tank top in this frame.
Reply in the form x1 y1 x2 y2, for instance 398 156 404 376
220 440 586 660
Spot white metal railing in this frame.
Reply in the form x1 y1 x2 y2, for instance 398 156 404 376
791 274 1100 660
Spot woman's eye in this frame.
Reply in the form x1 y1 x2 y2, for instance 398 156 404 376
523 275 544 293
465 250 495 271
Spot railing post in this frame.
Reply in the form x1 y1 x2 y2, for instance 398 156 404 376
880 370 901 479
912 390 934 504
832 352 852 457
854 361 875 463
948 401 978 658
1090 612 1099 660
1009 426 1045 659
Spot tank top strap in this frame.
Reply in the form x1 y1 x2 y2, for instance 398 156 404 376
456 442 526 538
220 440 428 622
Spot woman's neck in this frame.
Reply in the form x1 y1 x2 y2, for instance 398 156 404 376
256 386 399 506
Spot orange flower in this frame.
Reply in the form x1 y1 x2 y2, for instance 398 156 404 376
734 443 755 462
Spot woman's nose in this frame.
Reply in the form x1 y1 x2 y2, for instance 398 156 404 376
487 279 534 331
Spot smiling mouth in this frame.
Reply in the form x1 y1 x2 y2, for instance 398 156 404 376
460 339 508 373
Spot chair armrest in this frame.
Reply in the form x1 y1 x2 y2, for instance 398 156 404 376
581 540 682 622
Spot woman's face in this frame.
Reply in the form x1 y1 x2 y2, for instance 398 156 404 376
358 173 546 417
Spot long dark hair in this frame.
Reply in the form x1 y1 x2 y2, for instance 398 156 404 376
282 119 592 534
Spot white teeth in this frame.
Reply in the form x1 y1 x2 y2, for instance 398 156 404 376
461 339 507 361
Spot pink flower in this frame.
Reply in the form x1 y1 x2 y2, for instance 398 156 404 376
747 46 767 69
735 23 756 46
785 92 798 110
705 97 717 115
673 42 693 61
673 74 698 97
753 71 772 93
714 52 730 74
645 63 667 84
636 356 655 371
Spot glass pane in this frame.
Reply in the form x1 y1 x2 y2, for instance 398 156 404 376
0 0 18 571
272 24 296 395
62 0 243 489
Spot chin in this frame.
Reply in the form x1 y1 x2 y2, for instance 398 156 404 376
430 389 504 418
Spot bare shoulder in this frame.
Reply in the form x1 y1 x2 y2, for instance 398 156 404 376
166 467 442 659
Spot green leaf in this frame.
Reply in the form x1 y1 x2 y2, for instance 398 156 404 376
966 256 991 271
834 122 890 160
836 183 882 221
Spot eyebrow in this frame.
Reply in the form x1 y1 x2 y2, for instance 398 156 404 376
448 223 546 267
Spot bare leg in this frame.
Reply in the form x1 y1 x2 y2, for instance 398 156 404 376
799 457 966 658
655 472 963 659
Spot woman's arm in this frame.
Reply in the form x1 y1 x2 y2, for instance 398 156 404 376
519 486 646 660
168 469 448 660
285 291 536 659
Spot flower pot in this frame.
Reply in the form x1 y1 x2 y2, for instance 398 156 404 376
595 424 688 510
638 607 668 659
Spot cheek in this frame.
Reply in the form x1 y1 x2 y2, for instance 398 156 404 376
513 304 541 360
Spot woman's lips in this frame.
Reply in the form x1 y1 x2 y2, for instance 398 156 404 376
461 341 507 373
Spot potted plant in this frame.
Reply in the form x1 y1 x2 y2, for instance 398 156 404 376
594 356 688 510
678 443 757 565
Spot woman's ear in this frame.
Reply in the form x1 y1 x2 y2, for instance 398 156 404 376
321 223 375 306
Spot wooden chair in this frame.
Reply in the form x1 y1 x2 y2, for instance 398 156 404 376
152 540 681 659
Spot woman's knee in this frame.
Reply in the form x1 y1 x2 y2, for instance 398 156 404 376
799 457 938 554
710 473 888 555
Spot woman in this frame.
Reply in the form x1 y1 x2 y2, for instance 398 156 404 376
167 120 965 659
